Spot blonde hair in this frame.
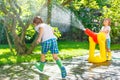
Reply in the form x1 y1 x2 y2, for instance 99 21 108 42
103 18 111 26
33 16 43 25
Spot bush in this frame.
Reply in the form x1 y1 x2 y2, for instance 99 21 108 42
53 27 61 38
61 27 87 41
111 26 120 43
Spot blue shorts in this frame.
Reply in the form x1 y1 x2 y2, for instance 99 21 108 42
41 38 59 54
106 39 111 49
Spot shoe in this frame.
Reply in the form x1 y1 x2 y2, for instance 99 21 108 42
35 62 45 72
61 66 67 79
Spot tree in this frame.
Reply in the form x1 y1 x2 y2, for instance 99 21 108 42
47 0 52 24
102 0 120 43
0 0 46 54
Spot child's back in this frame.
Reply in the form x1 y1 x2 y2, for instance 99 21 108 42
35 23 56 42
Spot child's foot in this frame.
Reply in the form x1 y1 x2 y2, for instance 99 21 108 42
35 62 45 72
61 66 67 79
107 52 112 60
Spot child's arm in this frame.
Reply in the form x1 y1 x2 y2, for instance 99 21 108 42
36 27 44 44
100 27 109 34
52 28 55 33
104 30 109 34
101 29 109 34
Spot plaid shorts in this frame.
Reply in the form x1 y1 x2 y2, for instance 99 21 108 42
41 38 59 54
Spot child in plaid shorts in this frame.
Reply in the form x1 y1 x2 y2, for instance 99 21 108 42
33 16 67 79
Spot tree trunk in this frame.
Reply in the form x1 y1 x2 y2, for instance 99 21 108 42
4 26 14 53
1 0 45 55
47 0 52 24
26 37 37 54
10 17 27 54
62 0 72 6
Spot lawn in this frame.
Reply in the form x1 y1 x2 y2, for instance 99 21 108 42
0 41 120 65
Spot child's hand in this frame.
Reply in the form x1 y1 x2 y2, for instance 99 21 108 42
101 30 109 34
36 38 41 44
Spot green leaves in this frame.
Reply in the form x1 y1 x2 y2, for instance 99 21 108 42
53 27 61 38
25 25 35 40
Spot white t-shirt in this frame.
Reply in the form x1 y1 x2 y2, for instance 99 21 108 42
101 26 111 39
35 23 56 42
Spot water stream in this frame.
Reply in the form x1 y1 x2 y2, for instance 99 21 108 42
39 3 85 32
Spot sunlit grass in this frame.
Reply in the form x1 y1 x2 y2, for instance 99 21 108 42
0 41 120 65
0 49 11 55
59 48 88 60
111 44 120 50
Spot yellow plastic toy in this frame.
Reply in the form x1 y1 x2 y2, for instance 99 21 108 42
84 28 111 63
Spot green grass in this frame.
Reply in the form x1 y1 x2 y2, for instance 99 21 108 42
0 41 120 65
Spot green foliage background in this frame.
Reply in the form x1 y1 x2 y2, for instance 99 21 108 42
0 0 120 43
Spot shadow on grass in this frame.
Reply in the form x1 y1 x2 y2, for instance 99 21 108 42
0 52 50 80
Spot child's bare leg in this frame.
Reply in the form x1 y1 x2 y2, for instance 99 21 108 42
107 48 111 52
41 54 46 62
106 48 112 60
52 54 58 60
